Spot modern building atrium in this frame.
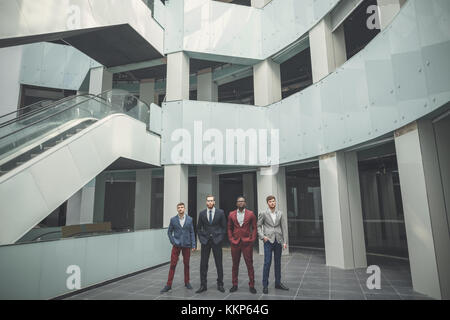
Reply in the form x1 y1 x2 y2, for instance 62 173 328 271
0 0 449 301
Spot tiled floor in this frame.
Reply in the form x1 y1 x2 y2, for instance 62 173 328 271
64 248 433 300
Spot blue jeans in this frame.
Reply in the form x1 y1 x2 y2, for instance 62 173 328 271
262 241 282 288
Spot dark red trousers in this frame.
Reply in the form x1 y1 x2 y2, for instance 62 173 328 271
167 246 191 287
231 242 255 287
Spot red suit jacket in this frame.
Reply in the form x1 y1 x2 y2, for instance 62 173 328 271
227 209 257 246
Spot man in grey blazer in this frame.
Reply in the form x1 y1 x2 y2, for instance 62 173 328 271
258 195 289 294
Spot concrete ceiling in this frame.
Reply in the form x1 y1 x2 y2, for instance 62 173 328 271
64 25 163 68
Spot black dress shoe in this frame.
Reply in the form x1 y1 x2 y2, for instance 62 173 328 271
263 287 268 294
229 286 238 293
195 286 207 294
185 283 193 290
160 285 171 293
249 287 257 294
217 285 225 293
275 283 289 290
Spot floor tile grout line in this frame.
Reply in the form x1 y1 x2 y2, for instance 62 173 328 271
353 267 367 300
294 252 312 300
382 272 404 299
73 251 422 301
328 263 331 300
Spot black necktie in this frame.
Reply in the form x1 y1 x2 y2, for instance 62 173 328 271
209 210 212 224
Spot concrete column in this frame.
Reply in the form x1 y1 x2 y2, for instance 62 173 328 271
256 167 289 255
253 59 282 106
89 66 113 95
163 165 189 228
377 0 406 30
333 24 347 68
197 166 216 215
134 169 152 231
197 68 218 102
319 152 367 269
394 121 450 300
309 15 347 83
93 172 107 223
139 79 156 105
166 52 190 101
243 173 256 212
66 179 96 226
251 0 271 8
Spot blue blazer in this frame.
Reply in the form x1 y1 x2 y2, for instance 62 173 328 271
168 215 196 248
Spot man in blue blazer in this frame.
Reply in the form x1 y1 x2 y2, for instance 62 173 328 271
195 195 227 293
161 202 196 293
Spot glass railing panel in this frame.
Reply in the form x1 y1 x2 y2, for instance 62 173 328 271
0 96 91 138
99 89 150 129
0 97 112 163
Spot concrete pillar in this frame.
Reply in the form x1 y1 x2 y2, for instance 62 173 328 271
166 52 190 101
93 172 107 223
197 68 218 102
253 59 282 106
243 173 256 212
163 52 190 227
134 169 152 231
377 0 406 30
139 79 156 105
89 66 113 95
66 179 96 226
394 121 450 300
309 15 347 83
163 165 189 228
196 166 219 215
256 167 289 255
319 152 367 269
251 0 271 8
333 24 347 68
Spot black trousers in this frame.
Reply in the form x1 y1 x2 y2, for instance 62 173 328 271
200 239 223 287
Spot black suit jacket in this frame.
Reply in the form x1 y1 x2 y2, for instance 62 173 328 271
197 208 227 245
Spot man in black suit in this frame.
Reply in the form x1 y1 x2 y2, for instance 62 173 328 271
196 195 227 293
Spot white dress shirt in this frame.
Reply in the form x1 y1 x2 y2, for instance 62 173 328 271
207 207 216 223
270 210 277 224
237 209 245 227
178 214 186 227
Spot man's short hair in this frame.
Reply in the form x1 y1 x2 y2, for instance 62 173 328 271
266 195 276 203
177 202 185 208
206 195 215 201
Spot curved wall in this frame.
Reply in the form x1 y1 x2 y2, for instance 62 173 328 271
161 0 450 166
164 0 341 63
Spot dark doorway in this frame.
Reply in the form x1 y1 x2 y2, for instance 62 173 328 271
38 202 67 228
286 167 324 250
150 177 164 229
219 173 244 246
104 182 136 232
188 177 198 235
359 152 408 258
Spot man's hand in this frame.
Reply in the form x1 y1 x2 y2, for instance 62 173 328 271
263 237 269 243
283 243 287 250
192 248 196 252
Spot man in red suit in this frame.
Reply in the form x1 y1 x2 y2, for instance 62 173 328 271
227 196 258 294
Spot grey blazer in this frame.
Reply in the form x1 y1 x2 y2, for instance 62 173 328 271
257 209 288 245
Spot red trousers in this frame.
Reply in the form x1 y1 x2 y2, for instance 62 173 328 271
231 242 255 287
167 246 191 287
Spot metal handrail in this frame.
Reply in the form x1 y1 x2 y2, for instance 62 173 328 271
0 100 52 121
0 94 89 129
0 94 108 142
